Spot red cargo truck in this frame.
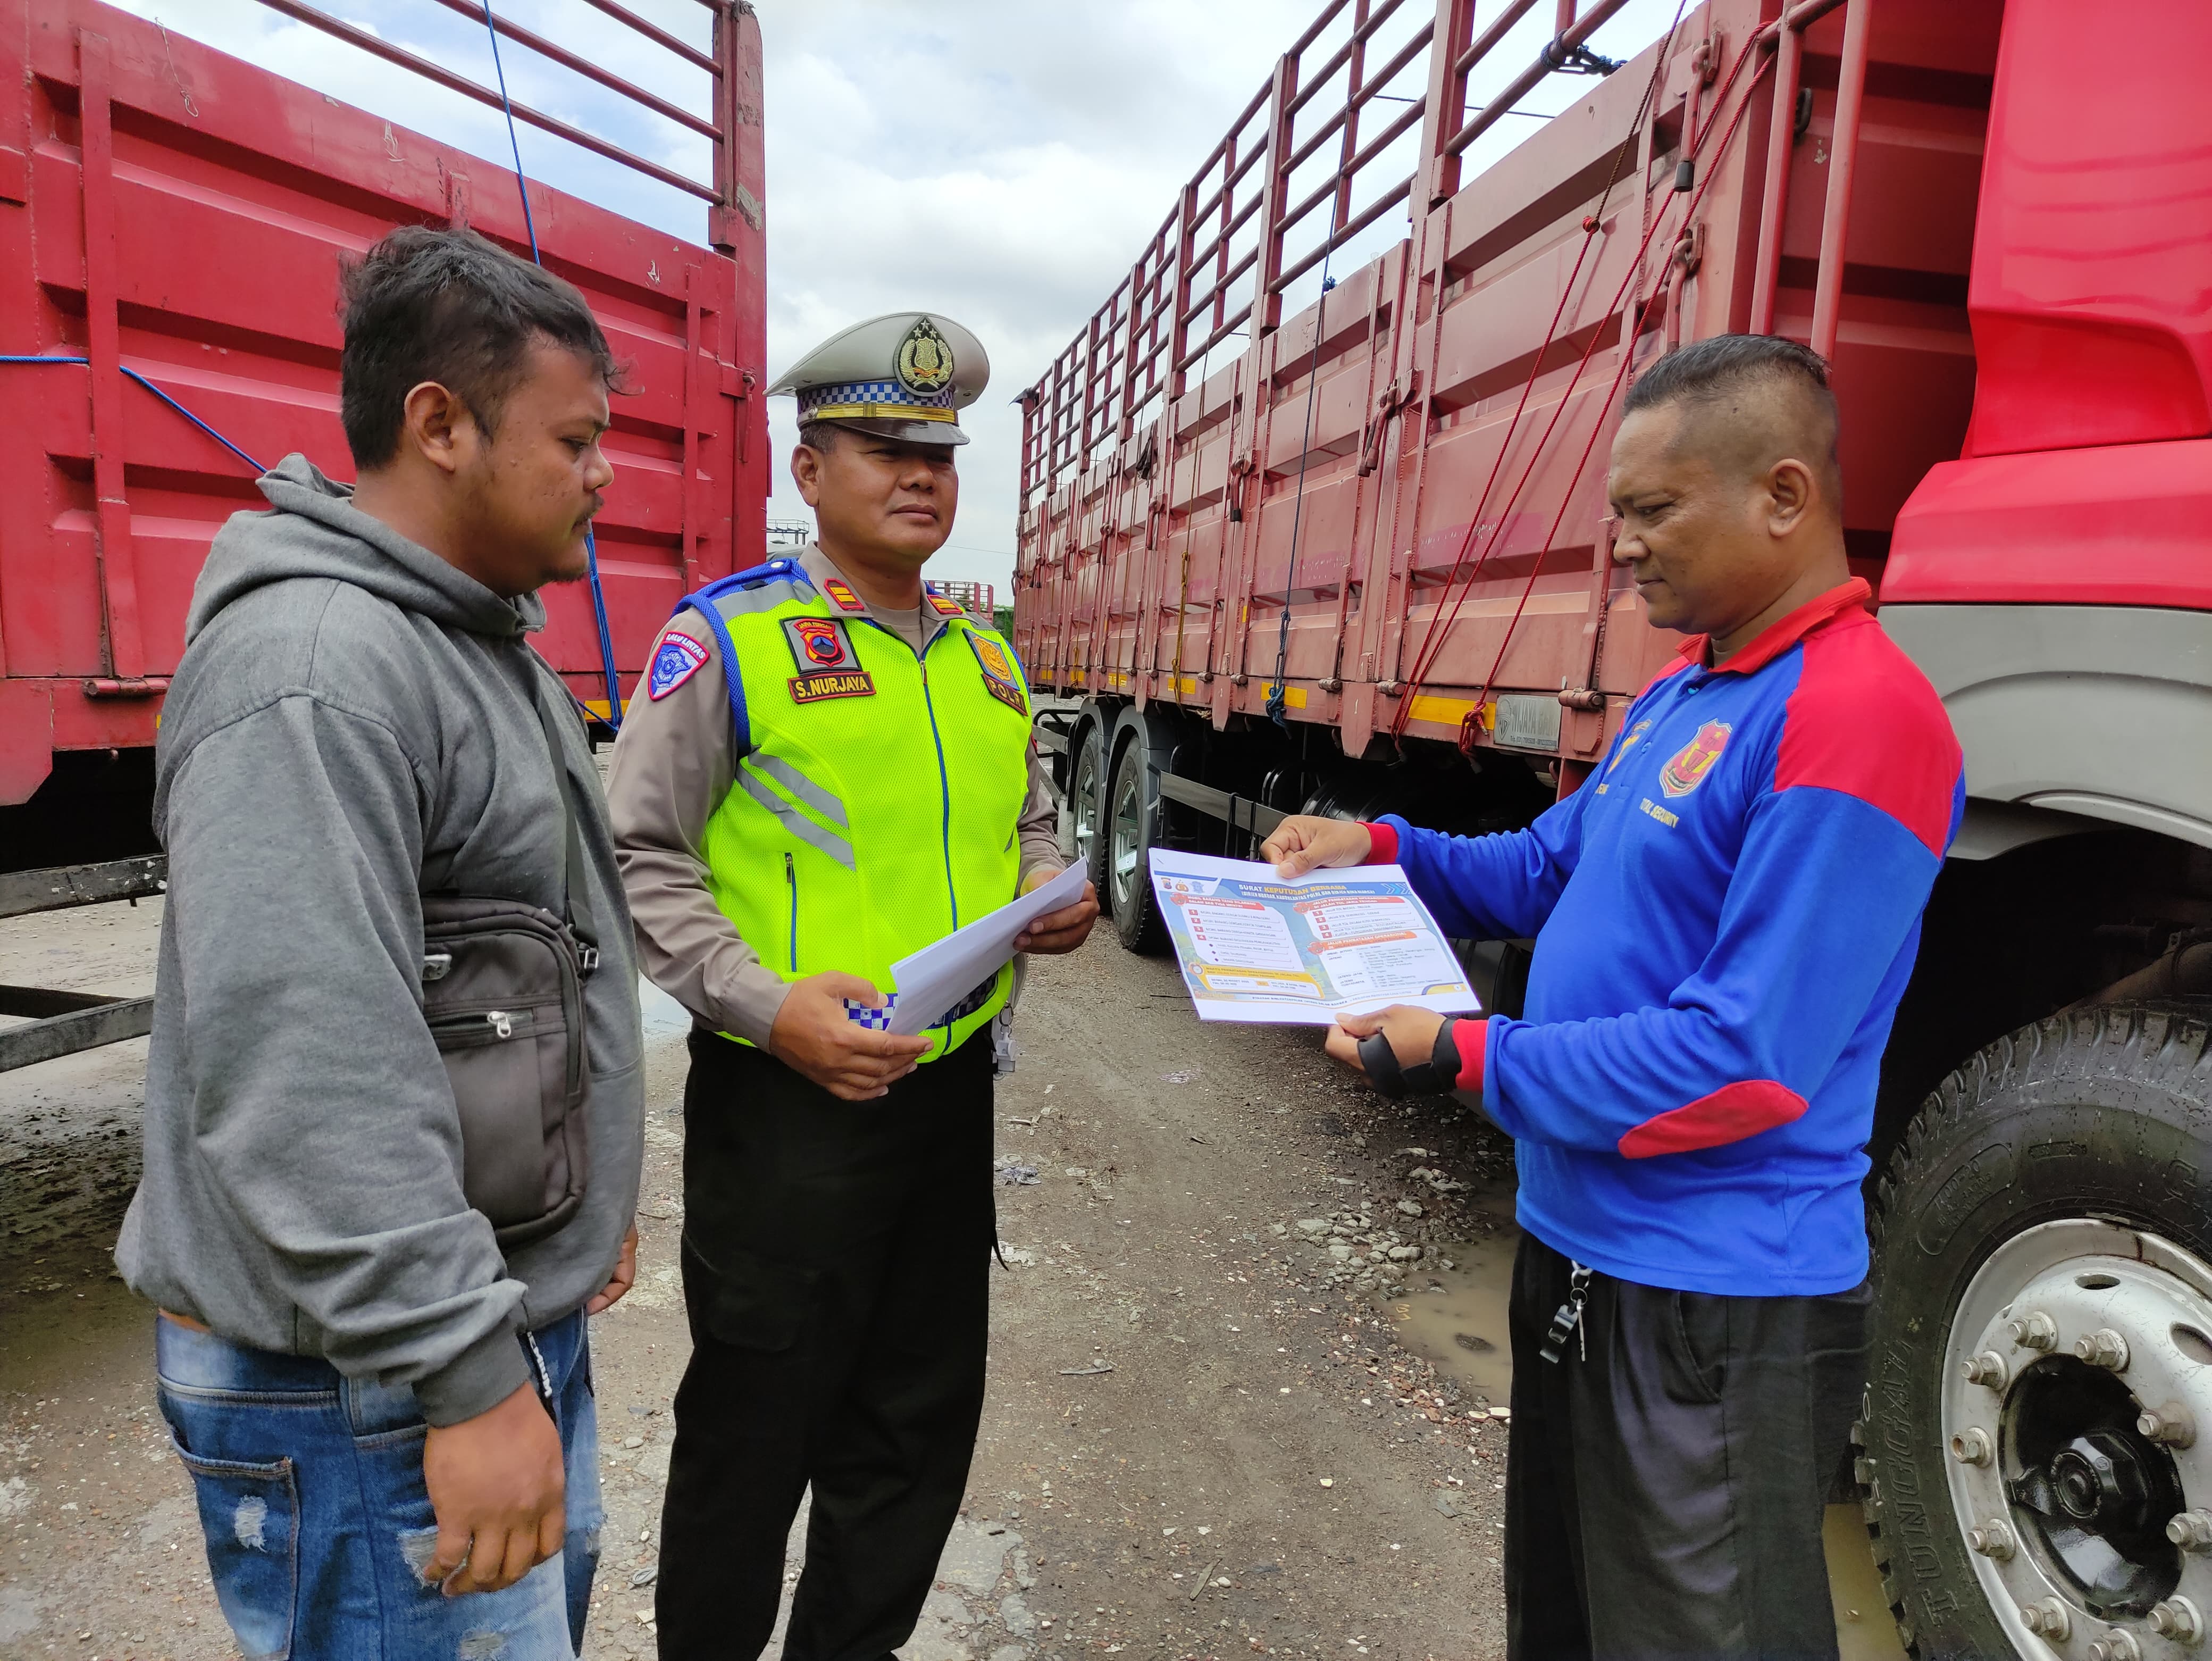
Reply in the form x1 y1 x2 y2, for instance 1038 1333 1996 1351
0 0 767 1065
1013 2 2212 1654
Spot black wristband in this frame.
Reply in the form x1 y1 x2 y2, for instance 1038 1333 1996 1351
1429 1016 1463 1088
1358 1029 1407 1098
1359 1017 1460 1099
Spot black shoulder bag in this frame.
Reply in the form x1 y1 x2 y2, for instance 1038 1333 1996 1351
419 665 601 1251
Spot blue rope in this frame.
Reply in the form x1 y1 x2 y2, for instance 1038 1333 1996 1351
4 4 629 732
478 0 540 263
581 531 622 723
0 355 266 474
479 0 623 729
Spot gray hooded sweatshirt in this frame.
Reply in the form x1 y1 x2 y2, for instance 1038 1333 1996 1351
116 456 644 1426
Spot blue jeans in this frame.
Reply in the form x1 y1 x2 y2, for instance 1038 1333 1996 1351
154 1311 601 1660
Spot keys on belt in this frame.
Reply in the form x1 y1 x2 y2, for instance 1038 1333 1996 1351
1540 1261 1593 1364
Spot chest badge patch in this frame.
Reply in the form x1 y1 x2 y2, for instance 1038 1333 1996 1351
1658 721 1735 797
784 616 857 671
782 615 875 704
966 631 1027 714
823 577 867 613
647 630 709 700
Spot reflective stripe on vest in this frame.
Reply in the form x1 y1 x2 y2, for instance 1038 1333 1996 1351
689 574 1031 1062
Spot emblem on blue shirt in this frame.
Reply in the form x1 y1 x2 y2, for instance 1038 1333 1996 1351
647 631 709 700
1659 721 1733 797
1606 720 1653 774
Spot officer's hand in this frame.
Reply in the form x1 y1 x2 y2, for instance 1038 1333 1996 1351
1015 869 1097 954
768 972 930 1101
1261 815 1373 878
1326 1004 1448 1075
422 1383 564 1597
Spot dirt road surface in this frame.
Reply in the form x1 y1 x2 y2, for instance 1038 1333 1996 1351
1 890 1906 1660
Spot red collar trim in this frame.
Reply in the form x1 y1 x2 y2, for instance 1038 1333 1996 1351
1674 578 1873 675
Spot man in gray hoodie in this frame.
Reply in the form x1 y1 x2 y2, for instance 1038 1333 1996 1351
116 226 644 1659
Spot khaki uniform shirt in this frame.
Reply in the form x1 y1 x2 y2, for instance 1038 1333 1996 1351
606 542 1062 1045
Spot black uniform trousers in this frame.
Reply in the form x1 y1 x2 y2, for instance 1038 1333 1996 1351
655 1029 994 1660
1504 1232 1870 1661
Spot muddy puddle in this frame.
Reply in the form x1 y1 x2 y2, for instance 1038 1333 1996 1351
1383 1188 1906 1661
1382 1184 1520 1400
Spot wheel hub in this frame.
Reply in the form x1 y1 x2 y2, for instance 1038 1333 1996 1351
1109 756 1143 910
1942 1221 2212 1656
1072 742 1104 875
2010 1406 2183 1612
2051 1437 2143 1528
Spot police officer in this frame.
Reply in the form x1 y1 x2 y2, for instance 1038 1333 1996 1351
607 311 1096 1657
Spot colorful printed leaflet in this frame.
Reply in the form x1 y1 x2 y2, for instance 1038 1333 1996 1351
1147 849 1481 1025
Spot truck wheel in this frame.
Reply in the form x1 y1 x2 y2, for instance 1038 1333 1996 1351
1105 732 1169 955
1068 716 1111 897
1855 1004 2212 1661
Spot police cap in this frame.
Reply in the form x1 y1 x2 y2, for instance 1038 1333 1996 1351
768 312 989 447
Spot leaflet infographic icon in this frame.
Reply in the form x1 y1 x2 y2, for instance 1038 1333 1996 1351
1147 849 1481 1025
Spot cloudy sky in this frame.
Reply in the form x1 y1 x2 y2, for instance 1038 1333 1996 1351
113 0 1690 594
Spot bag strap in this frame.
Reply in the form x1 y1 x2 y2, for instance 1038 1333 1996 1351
526 656 603 974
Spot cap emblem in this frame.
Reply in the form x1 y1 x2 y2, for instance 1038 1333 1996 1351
896 318 956 397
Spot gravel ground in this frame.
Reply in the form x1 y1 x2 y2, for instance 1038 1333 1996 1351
0 885 1904 1660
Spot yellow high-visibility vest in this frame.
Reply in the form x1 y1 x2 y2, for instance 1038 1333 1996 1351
679 562 1030 1062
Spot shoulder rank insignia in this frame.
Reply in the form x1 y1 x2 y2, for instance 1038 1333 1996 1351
782 615 874 704
822 577 867 612
924 589 967 619
648 630 710 700
966 630 1027 715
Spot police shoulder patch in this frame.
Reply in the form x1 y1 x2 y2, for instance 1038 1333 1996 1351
823 577 867 612
647 630 710 700
924 589 966 618
965 629 1027 714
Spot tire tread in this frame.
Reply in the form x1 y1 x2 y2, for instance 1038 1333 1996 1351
1853 1000 2212 1659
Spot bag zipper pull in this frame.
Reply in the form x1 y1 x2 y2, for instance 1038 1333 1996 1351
486 1010 514 1039
1539 1262 1593 1365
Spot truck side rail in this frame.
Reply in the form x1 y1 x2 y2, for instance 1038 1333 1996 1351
0 856 166 1072
250 0 763 245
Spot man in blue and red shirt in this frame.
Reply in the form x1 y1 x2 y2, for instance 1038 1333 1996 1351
1264 335 1962 1660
